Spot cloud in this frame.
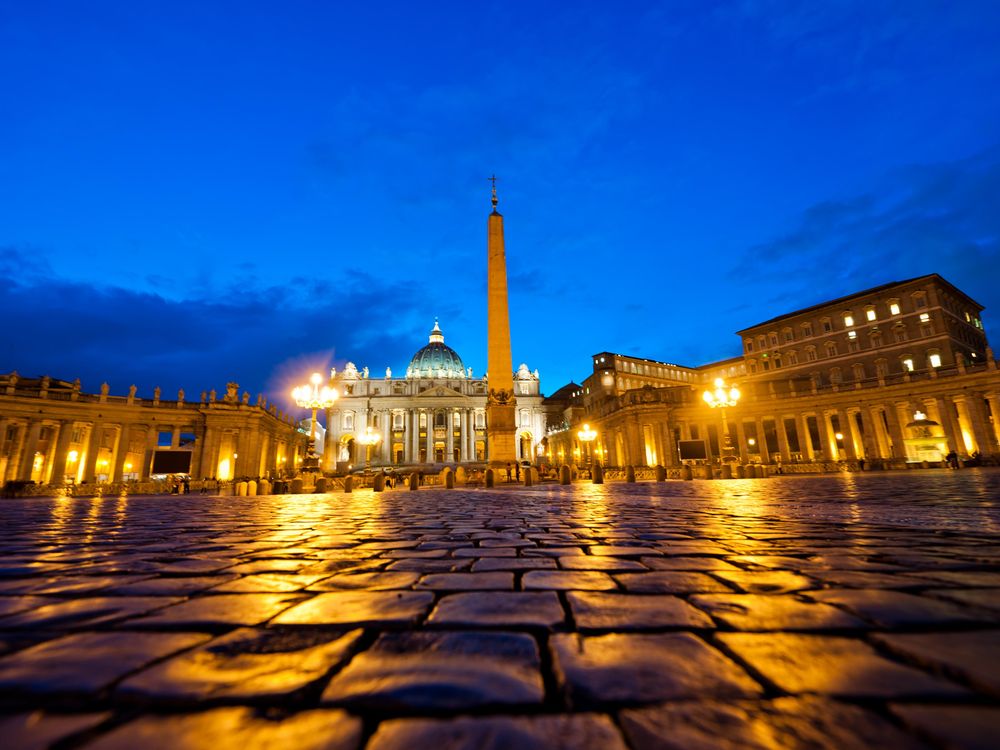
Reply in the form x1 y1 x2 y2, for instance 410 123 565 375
730 145 1000 332
0 249 434 405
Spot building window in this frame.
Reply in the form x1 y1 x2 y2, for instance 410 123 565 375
929 352 942 368
825 342 838 357
889 300 901 316
870 331 883 347
782 328 794 343
745 339 754 353
821 318 832 333
921 323 934 338
748 360 758 374
773 355 782 369
343 412 355 430
801 322 813 337
902 357 915 372
830 367 843 384
847 338 860 353
894 325 908 343
843 313 855 327
875 359 888 378
853 363 866 381
769 332 779 347
805 347 817 362
787 351 799 366
453 411 461 427
865 306 877 322
474 412 485 429
393 412 404 429
919 312 930 323
847 330 857 340
419 413 427 429
913 293 927 309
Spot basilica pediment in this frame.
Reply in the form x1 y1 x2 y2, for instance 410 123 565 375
415 385 470 400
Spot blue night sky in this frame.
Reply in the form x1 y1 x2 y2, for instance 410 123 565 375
3 1 999 408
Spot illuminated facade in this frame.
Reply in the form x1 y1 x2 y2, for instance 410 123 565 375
0 376 307 486
547 275 1000 469
322 321 546 470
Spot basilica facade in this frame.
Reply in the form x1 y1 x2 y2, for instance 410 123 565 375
321 321 546 471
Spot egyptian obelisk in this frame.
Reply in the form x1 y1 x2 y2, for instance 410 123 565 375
486 176 517 467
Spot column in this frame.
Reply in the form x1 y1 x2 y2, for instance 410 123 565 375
143 425 159 479
754 418 770 463
735 420 750 463
171 426 181 448
112 423 131 482
322 407 336 470
775 415 792 463
81 422 103 483
49 420 75 484
986 393 1000 454
929 398 960 454
854 409 877 459
837 409 858 459
821 411 838 460
0 418 9 481
797 413 815 460
17 421 43 481
446 410 455 463
866 407 889 458
190 426 205 479
884 403 908 459
411 411 420 463
966 395 996 454
425 413 433 462
460 410 469 462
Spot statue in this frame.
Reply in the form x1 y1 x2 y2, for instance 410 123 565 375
200 390 207 403
153 386 161 401
330 366 337 378
128 384 137 399
343 362 359 379
385 367 392 379
177 388 185 403
517 363 532 380
468 367 473 378
242 391 250 405
100 382 110 396
225 382 239 402
209 389 217 403
73 378 81 391
362 366 369 379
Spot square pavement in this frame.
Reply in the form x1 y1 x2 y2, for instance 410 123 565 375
1 469 999 748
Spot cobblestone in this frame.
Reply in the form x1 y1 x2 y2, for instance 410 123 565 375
0 470 998 747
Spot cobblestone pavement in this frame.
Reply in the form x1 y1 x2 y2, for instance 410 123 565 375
1 469 999 749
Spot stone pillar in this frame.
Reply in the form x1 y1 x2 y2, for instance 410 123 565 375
853 409 876 459
953 396 989 454
170 426 181 448
775 415 792 463
446 409 455 462
754 418 770 463
881 404 907 460
16 421 42 481
0 418 10 481
81 422 103 483
928 398 960 454
411 411 421 463
143 425 159 479
798 413 815 460
190 426 205 480
425 416 433 463
837 409 858 459
735 420 750 463
112 423 132 482
821 410 839 460
485 190 517 467
866 407 889 458
966 395 996 454
986 393 1000 454
47 420 75 484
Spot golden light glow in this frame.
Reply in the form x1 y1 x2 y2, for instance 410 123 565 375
703 377 740 408
357 425 382 446
292 373 338 411
68 450 79 463
835 432 844 441
577 423 598 443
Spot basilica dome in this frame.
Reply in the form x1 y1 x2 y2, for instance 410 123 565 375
406 321 466 379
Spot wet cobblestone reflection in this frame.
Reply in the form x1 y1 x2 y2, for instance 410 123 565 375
1 469 999 748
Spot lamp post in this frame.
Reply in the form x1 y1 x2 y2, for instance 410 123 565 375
577 423 598 476
357 425 381 472
703 377 741 462
292 372 339 471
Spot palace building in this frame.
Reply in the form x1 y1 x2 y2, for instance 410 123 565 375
546 274 1000 470
321 321 546 471
0 377 307 488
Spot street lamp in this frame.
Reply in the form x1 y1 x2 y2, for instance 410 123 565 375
292 372 339 465
703 377 741 460
577 423 598 474
357 425 381 471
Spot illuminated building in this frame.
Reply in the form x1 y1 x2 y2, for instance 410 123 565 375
0 377 306 486
321 320 546 470
547 275 1000 468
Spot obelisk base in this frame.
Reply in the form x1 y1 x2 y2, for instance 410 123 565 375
487 402 517 468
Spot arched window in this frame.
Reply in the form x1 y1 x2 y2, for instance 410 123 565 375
852 363 866 381
830 367 843 384
434 411 446 427
825 342 838 357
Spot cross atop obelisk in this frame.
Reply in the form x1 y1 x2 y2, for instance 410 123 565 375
485 176 517 467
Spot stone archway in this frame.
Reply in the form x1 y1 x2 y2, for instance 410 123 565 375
518 430 533 462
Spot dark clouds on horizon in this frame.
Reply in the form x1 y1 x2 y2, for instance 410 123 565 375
4 145 999 401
